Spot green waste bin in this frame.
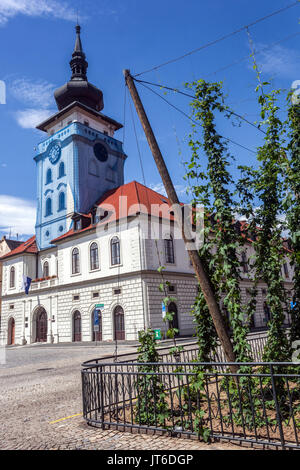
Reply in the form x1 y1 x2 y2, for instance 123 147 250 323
153 329 161 340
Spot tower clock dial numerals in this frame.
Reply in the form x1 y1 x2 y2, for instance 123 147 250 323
48 141 61 164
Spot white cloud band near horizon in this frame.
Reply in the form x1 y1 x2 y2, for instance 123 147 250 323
0 195 35 239
0 0 77 26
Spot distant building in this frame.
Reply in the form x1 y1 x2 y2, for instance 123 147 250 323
0 27 294 346
0 236 22 334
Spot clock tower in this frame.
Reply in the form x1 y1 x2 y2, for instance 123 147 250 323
34 25 126 250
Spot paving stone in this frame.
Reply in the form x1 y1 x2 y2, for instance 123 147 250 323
0 344 248 451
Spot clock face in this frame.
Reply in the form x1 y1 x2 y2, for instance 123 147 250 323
48 141 61 164
94 143 108 162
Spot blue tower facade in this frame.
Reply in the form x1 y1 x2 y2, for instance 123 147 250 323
34 26 126 251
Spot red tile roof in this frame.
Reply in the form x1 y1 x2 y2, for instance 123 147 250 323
0 235 38 260
52 181 176 243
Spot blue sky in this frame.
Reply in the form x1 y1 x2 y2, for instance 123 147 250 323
0 0 299 240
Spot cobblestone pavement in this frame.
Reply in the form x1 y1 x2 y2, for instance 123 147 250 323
0 344 247 450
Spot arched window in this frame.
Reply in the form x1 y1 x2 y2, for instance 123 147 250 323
10 267 15 288
90 242 99 271
164 235 174 264
46 169 52 184
111 236 120 266
43 261 49 278
72 247 80 274
58 162 65 178
45 198 52 216
58 192 65 211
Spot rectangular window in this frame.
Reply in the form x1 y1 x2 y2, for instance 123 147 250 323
73 295 80 301
90 243 99 271
111 238 120 266
165 238 175 264
92 292 99 298
72 248 80 274
241 252 249 273
168 285 176 293
113 288 122 295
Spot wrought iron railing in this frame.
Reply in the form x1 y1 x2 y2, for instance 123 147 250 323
82 360 300 449
82 331 269 367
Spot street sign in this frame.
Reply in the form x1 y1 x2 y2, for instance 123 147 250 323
93 325 100 332
95 304 104 308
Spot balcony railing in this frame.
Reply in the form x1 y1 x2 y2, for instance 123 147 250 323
30 276 58 290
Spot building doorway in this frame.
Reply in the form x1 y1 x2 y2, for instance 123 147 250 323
113 306 125 340
73 311 82 342
168 302 179 336
35 309 47 343
7 317 15 345
92 309 102 341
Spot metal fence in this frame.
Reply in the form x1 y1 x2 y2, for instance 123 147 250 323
83 331 269 368
82 360 300 449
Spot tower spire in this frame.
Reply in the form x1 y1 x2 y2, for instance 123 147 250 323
54 24 104 112
70 24 88 81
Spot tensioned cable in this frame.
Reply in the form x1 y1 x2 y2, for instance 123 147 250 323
137 80 257 155
134 2 299 76
134 77 266 135
204 31 300 79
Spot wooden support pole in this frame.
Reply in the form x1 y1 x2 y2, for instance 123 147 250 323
124 69 237 370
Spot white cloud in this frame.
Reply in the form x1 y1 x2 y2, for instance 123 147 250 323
0 195 35 238
14 108 54 129
150 182 188 198
0 0 77 26
10 78 55 108
255 43 300 79
10 78 56 129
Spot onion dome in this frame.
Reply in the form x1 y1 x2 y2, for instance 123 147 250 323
54 25 104 112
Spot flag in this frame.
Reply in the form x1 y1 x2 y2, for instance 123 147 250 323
22 275 32 295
